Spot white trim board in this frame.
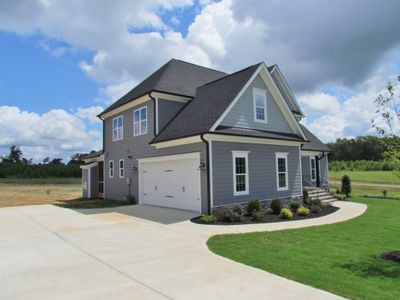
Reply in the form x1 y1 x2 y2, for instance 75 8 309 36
80 162 98 169
301 150 323 156
232 150 250 196
137 152 200 163
100 94 151 119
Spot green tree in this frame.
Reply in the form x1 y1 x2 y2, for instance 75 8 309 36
341 175 352 197
372 75 400 176
8 146 23 163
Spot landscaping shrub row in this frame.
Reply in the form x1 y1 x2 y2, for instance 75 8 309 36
329 160 395 171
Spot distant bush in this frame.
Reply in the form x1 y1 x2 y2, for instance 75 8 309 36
341 175 352 197
329 160 395 172
247 199 261 215
280 208 293 219
270 198 283 215
0 161 81 178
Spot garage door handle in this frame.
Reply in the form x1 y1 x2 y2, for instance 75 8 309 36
164 195 174 198
154 185 158 191
182 186 185 193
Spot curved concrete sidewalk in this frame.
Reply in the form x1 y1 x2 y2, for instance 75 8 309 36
0 201 366 300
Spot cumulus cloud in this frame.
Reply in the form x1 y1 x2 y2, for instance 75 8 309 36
75 106 104 124
0 106 101 161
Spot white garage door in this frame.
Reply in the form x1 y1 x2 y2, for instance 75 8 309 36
139 153 201 212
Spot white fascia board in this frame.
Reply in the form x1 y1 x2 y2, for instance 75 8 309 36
301 150 323 156
80 162 98 169
203 133 303 147
101 94 151 119
151 135 203 149
82 154 104 164
151 91 192 103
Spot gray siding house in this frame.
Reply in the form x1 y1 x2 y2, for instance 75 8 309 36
80 59 330 213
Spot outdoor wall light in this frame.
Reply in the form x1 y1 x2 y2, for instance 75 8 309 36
132 165 138 172
199 161 207 170
128 155 134 159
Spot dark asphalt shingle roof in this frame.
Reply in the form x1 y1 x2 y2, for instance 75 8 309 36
80 150 103 160
214 126 305 142
100 59 227 115
300 124 331 152
151 63 262 143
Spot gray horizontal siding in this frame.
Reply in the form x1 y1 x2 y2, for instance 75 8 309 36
211 141 302 207
221 74 293 133
104 99 208 213
157 99 186 133
82 169 88 198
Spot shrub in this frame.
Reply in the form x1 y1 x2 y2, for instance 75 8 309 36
309 198 322 208
303 189 309 203
297 206 310 216
222 207 241 222
232 204 244 215
252 210 264 222
310 204 321 213
280 208 293 219
336 187 341 194
289 199 301 211
382 190 388 198
247 199 261 215
341 175 352 197
270 198 282 215
321 201 332 209
201 214 217 224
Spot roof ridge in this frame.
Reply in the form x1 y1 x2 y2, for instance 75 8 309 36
198 63 263 88
172 58 227 75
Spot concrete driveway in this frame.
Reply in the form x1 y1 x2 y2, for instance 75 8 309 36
0 202 366 300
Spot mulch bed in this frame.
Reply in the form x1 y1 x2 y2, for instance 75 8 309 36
191 205 339 225
381 251 400 263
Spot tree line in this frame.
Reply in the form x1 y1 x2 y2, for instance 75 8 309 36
0 146 85 178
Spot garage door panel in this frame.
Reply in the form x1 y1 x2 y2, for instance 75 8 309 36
141 155 201 212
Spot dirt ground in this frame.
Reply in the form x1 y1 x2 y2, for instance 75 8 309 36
0 183 82 207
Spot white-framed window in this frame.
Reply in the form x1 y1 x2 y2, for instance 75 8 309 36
276 152 288 191
232 151 249 196
134 106 147 136
253 88 267 123
109 160 114 178
112 115 123 141
119 159 124 178
310 157 316 181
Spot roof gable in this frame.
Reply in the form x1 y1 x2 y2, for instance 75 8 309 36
152 64 261 143
100 59 226 116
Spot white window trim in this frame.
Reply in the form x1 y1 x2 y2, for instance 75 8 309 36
310 157 316 182
109 160 114 178
253 88 268 123
119 159 124 178
133 106 148 136
276 152 289 191
112 115 124 141
232 151 250 196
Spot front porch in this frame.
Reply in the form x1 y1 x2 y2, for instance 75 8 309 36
80 150 104 199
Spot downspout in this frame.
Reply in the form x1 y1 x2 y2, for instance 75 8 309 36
149 92 158 137
201 134 211 215
316 151 326 188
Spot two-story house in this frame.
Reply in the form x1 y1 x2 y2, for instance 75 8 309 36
80 59 330 214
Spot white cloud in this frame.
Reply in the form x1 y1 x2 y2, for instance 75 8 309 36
0 106 101 161
75 106 104 124
299 93 341 115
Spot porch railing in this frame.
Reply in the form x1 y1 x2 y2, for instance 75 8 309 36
302 175 329 191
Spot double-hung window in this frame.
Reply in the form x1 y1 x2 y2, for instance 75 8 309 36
112 116 123 141
109 160 114 178
253 88 267 123
119 159 124 178
134 106 147 136
310 157 316 181
232 151 249 196
276 153 288 191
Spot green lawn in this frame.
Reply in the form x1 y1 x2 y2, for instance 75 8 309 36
0 177 81 184
329 171 400 184
208 197 400 300
331 184 400 198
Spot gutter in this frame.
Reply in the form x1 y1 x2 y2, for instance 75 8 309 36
201 134 212 215
149 92 158 136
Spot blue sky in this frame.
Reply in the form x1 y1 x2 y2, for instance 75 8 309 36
0 0 399 162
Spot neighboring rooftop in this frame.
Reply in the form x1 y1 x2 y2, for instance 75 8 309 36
80 150 103 160
100 59 227 115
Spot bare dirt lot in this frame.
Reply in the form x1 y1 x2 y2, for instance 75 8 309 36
0 183 81 207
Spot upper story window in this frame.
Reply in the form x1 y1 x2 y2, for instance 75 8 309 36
276 153 288 191
119 159 124 178
232 151 249 196
112 116 123 141
109 160 114 178
134 106 147 136
253 88 267 123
